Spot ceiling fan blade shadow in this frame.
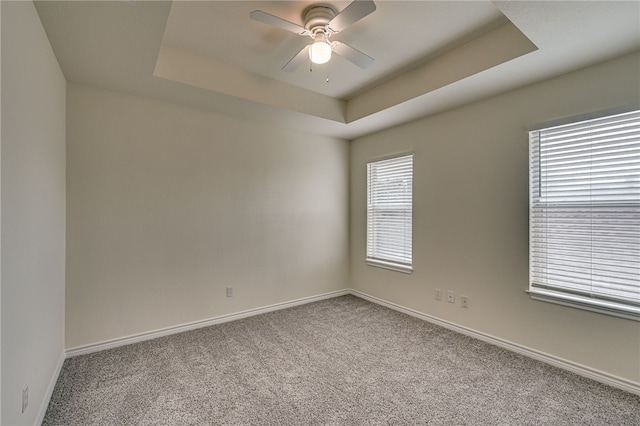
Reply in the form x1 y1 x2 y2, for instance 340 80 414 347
250 10 308 35
282 45 311 72
328 0 376 33
332 41 374 69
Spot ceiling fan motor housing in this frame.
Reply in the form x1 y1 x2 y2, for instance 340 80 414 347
304 6 337 33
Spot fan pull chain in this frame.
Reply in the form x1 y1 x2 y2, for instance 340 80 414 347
307 61 330 83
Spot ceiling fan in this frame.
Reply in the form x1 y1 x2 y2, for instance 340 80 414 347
250 0 376 72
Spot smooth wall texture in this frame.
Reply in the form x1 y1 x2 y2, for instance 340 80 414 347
66 84 349 349
1 2 67 424
351 52 640 384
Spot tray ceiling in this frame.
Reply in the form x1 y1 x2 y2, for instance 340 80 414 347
34 1 640 139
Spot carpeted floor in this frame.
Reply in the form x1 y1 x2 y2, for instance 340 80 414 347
44 295 639 425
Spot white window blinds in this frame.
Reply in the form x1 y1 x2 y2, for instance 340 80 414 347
367 154 413 273
529 110 640 320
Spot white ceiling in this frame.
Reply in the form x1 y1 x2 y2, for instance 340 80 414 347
162 1 504 99
34 1 640 140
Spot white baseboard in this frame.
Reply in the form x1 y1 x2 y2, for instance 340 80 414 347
350 289 640 396
66 289 349 358
36 350 65 426
64 287 638 396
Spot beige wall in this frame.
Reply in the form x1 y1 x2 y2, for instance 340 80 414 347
1 2 67 424
66 84 349 349
350 52 640 384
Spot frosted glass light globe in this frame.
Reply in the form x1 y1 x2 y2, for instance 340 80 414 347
309 35 332 65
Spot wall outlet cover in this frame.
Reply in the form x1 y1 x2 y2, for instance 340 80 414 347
447 291 455 303
461 296 469 308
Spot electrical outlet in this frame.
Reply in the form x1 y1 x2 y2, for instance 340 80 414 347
447 291 455 303
435 288 442 301
22 384 28 414
226 286 233 297
461 296 469 308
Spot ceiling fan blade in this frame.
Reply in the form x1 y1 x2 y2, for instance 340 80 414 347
332 41 374 69
250 10 308 35
282 45 311 72
328 0 376 33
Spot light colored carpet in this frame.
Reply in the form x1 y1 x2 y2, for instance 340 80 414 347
44 295 639 425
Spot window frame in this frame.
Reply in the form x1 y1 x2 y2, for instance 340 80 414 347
528 109 640 321
366 153 414 274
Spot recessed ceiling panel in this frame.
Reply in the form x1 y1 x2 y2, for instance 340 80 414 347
161 1 504 99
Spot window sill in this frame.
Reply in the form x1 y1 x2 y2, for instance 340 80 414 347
527 288 640 322
366 259 413 274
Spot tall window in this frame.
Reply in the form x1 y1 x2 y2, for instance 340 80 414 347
529 110 640 320
367 154 413 273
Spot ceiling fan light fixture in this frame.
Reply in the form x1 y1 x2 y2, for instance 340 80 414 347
309 32 332 64
251 1 377 72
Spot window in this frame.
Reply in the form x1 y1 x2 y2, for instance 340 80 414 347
367 154 413 273
529 110 640 320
